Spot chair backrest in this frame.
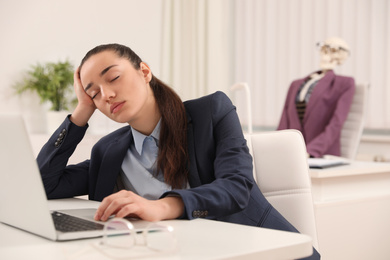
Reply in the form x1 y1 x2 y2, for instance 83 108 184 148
245 130 319 250
340 83 369 159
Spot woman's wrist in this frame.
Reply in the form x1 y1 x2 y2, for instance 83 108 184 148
70 104 95 127
159 196 184 220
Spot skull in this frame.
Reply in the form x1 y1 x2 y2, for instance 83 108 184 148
317 37 350 70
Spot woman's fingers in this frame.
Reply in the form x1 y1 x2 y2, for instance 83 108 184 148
95 190 185 222
73 67 83 94
95 190 136 221
100 197 130 221
74 67 94 105
69 67 96 126
115 203 141 219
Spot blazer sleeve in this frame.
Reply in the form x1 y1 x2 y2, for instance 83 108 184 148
162 91 255 220
306 77 355 157
37 115 90 199
277 80 298 130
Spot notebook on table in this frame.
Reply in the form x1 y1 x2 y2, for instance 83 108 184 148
0 113 151 241
308 157 349 169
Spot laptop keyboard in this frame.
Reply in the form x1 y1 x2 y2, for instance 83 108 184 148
51 211 105 232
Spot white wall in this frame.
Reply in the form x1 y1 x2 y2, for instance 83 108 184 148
232 0 390 130
1 0 389 135
0 0 162 134
159 0 234 102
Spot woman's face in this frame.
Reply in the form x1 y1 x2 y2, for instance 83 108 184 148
79 50 154 125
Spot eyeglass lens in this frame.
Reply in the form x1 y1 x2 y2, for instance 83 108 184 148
100 218 177 259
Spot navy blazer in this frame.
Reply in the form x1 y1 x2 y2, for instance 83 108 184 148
38 91 319 259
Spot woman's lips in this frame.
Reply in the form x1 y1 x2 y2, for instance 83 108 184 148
110 101 125 114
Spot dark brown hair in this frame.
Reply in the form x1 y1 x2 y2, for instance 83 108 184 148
80 43 188 189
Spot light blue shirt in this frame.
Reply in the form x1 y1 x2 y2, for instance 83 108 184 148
120 119 172 200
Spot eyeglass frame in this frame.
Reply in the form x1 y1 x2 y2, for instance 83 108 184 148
92 217 178 259
316 42 351 55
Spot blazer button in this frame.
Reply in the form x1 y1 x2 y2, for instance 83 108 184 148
192 210 209 218
192 210 199 218
59 129 66 138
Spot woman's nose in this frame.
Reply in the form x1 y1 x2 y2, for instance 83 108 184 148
100 85 115 101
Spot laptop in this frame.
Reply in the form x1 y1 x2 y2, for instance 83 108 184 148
0 113 151 241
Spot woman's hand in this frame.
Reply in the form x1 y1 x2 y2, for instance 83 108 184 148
94 190 184 222
70 67 96 126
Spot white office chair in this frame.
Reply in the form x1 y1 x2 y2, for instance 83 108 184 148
230 82 253 134
340 83 369 159
245 130 319 251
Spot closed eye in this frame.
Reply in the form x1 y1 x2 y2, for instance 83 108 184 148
110 76 120 82
91 92 100 100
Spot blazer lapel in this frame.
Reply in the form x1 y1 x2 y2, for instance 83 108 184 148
186 113 202 188
94 115 202 200
303 70 335 123
290 79 305 130
94 128 132 201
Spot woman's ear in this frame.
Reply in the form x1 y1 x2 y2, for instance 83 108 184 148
140 62 152 83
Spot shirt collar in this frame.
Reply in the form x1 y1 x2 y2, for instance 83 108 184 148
131 118 161 155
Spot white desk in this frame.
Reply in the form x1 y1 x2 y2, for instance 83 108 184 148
310 161 390 260
0 198 313 260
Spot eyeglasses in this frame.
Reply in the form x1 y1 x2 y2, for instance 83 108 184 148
316 42 350 55
91 218 178 259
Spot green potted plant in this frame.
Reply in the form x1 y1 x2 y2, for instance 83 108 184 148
14 60 76 133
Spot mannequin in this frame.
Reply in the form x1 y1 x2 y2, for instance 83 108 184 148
299 37 350 104
278 37 355 158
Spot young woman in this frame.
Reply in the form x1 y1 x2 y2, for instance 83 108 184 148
37 43 319 259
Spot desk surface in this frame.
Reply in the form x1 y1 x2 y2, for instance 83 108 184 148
310 160 390 202
309 161 390 260
0 198 312 260
309 160 390 178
